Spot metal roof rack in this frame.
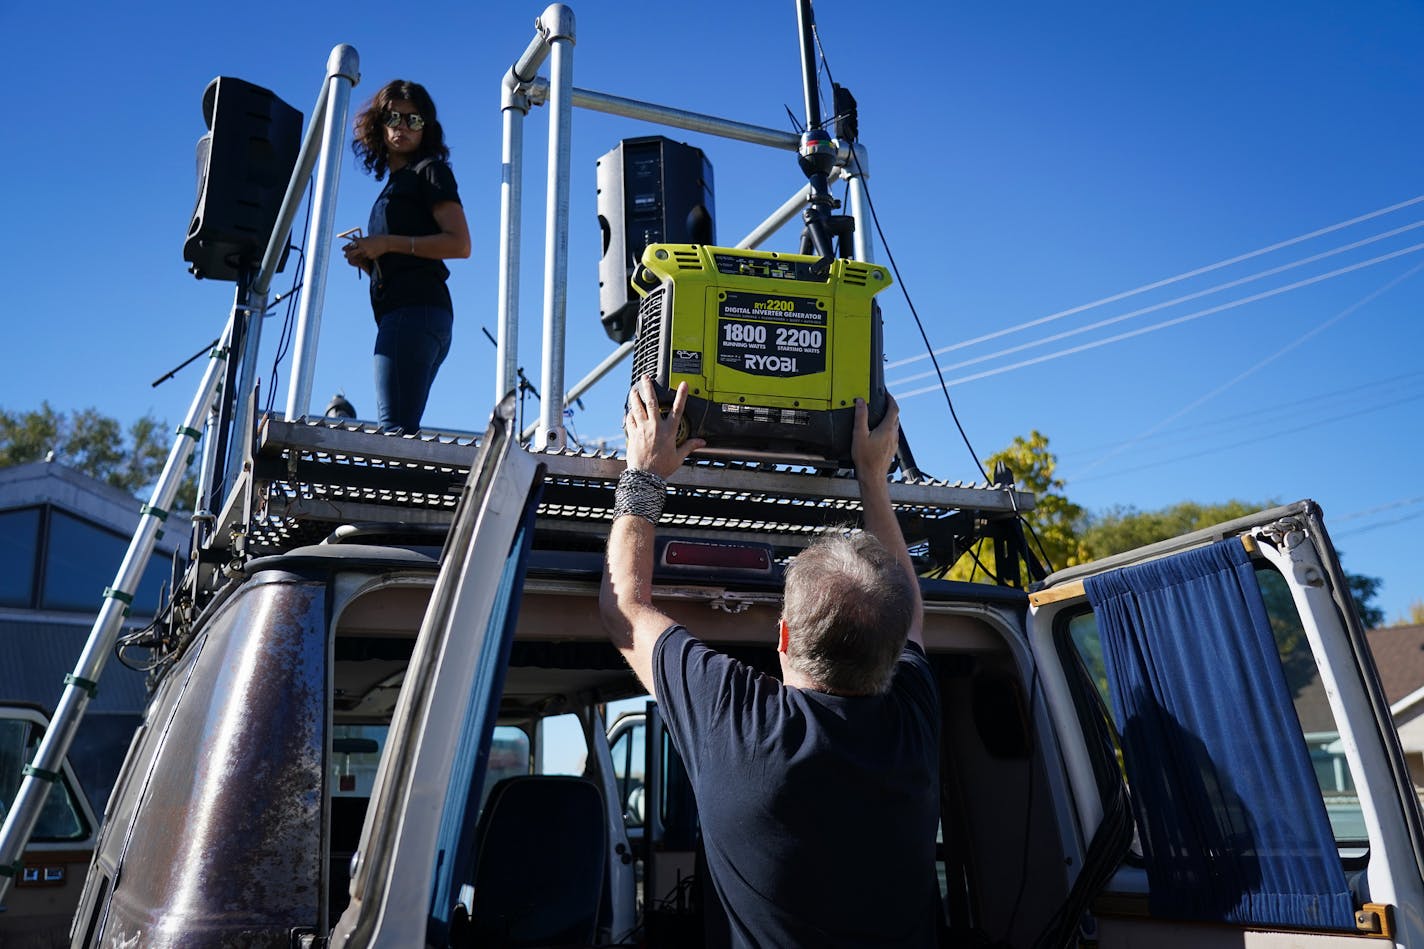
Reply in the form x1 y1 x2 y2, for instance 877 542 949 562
207 416 1034 570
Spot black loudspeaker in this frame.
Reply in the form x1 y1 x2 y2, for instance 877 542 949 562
596 136 714 343
183 76 302 282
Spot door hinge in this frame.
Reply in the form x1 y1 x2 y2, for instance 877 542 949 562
291 927 328 949
1355 902 1394 938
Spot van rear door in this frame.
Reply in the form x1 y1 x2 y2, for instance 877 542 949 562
1027 500 1424 947
329 401 546 947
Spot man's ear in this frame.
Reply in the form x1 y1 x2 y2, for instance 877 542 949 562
778 619 790 654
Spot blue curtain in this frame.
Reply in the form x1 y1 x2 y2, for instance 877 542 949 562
1084 539 1354 929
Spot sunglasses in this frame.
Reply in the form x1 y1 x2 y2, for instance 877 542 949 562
383 111 426 131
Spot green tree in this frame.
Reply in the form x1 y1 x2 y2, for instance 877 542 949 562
1080 499 1263 559
1081 499 1385 629
0 402 197 505
1344 570 1385 629
940 434 1388 630
947 430 1087 583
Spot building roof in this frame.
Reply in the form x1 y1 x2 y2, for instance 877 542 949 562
0 459 187 557
1365 623 1424 709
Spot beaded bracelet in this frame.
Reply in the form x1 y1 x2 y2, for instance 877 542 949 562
613 467 667 525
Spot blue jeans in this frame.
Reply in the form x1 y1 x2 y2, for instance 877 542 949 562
373 305 453 433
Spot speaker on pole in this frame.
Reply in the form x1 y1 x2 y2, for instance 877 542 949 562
183 76 302 282
596 136 715 343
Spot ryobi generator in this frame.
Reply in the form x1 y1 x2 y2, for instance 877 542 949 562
630 243 892 466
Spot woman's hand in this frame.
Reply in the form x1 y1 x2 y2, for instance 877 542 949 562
342 235 386 270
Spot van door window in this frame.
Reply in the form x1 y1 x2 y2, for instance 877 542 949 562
537 713 589 776
608 716 646 827
331 725 385 796
0 718 90 841
1061 542 1357 930
1066 562 1367 853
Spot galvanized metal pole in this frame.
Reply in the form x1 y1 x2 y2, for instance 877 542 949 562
845 143 874 263
193 287 246 530
535 4 576 451
496 81 532 407
226 44 359 490
565 87 799 151
223 290 268 489
735 162 847 252
522 339 634 443
738 184 814 250
0 314 236 902
285 45 360 421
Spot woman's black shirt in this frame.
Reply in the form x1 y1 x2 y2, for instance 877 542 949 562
367 158 461 319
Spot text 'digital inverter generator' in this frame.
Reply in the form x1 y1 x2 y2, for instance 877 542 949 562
630 244 892 466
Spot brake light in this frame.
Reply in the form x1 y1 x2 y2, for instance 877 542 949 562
662 541 773 572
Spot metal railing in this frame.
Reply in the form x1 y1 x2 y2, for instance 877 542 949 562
497 3 874 451
0 44 361 902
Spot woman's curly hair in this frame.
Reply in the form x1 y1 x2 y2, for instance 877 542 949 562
352 79 450 180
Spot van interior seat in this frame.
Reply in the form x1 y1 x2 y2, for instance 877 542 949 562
329 795 370 920
469 774 608 947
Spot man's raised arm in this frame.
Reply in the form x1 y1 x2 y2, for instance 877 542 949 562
599 378 706 695
852 395 924 649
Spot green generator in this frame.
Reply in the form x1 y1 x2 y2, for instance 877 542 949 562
630 244 892 466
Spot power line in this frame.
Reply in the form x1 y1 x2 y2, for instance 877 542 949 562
1333 495 1424 523
1056 370 1424 459
896 241 1424 397
1075 259 1424 475
889 221 1424 387
1069 390 1424 484
1333 507 1424 539
887 194 1424 370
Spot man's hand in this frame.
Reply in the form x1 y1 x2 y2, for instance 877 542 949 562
603 376 704 697
850 393 923 648
624 376 705 477
852 394 900 480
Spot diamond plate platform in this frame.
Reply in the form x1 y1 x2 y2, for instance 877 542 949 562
209 416 1034 566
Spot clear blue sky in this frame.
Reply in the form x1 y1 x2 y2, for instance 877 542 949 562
3 1 1421 621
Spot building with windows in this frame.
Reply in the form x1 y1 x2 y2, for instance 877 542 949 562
0 459 187 813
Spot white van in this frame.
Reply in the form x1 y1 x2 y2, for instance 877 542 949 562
56 405 1424 947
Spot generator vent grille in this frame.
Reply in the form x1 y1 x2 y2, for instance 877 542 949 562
842 263 871 286
631 285 666 380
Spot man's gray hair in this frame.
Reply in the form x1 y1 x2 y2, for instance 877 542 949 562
781 531 916 695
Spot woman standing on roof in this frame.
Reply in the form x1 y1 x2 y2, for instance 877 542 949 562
343 79 470 434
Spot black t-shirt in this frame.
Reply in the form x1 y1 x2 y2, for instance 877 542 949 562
652 625 941 949
366 158 461 318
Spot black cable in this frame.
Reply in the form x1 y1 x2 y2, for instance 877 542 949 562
847 152 989 483
811 16 837 102
1004 663 1041 939
818 16 1068 590
1020 516 1058 575
265 177 316 414
966 542 1007 586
